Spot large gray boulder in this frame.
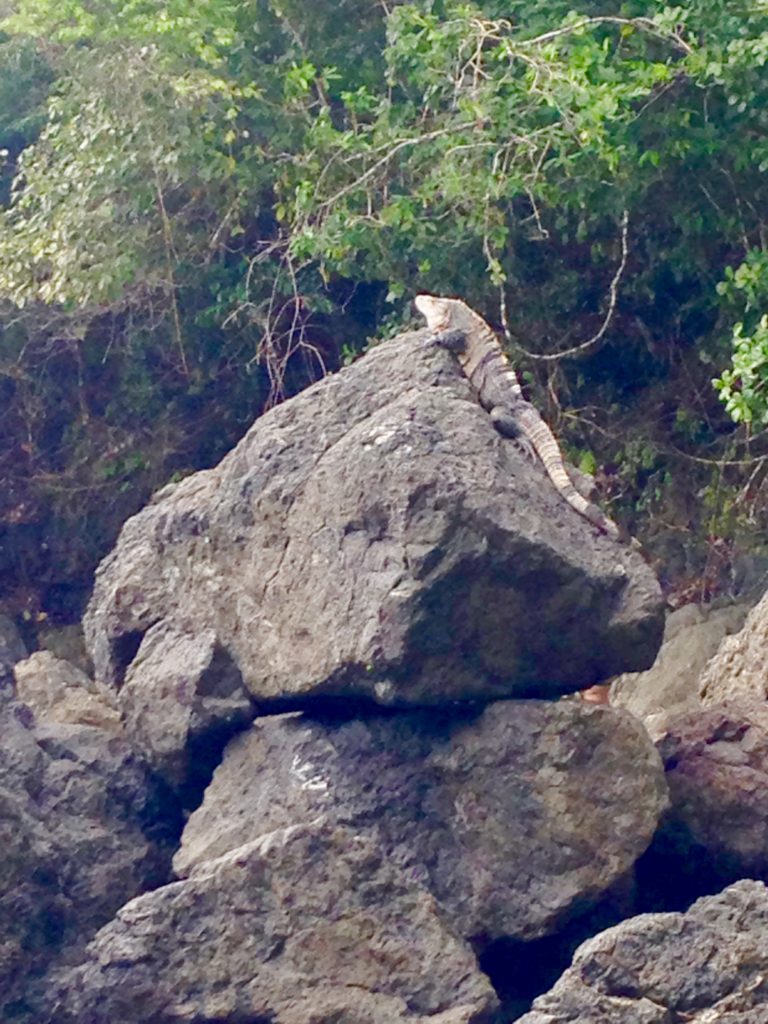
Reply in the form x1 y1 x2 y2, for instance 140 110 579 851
35 622 90 675
610 602 749 738
14 650 121 732
0 698 177 1019
84 329 663 707
699 586 768 704
118 622 255 792
175 700 668 944
517 880 768 1023
40 818 498 1024
651 700 768 879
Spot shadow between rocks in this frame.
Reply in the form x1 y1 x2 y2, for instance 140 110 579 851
634 819 768 914
477 874 634 1021
478 821 768 1020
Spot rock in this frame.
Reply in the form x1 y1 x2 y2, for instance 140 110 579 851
611 602 749 738
517 880 768 1023
175 700 668 944
0 699 179 1019
118 622 254 794
84 329 664 706
14 650 121 732
41 818 498 1024
0 612 27 688
699 587 768 704
650 700 768 880
36 622 90 675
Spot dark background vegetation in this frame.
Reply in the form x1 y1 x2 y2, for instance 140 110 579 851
1 0 768 629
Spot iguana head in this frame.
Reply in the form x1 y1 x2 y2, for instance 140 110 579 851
417 294 489 342
415 294 455 333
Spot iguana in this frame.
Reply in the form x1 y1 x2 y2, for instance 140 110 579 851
414 294 621 541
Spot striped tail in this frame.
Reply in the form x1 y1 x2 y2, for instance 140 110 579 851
513 403 620 539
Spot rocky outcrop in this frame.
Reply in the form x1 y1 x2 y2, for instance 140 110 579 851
699 587 768 704
84 329 663 707
9 327 676 1021
14 650 121 731
610 601 748 738
118 623 254 794
0 698 178 1019
517 880 768 1023
41 818 499 1024
175 701 667 943
649 701 768 881
35 622 90 675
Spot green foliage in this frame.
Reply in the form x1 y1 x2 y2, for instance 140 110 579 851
284 5 678 286
0 2 259 308
0 30 52 201
715 249 768 424
577 450 597 477
0 30 51 142
715 315 768 425
278 0 768 424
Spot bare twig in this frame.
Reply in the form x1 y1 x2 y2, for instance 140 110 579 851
313 122 476 216
668 446 768 468
509 210 629 362
738 455 768 506
520 17 693 56
225 240 328 406
153 166 189 376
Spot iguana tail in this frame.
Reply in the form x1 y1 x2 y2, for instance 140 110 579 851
513 403 621 540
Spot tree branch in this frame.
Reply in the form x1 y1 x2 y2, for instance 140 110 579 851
520 17 693 56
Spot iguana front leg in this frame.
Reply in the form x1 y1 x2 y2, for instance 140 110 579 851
430 328 467 354
430 327 536 459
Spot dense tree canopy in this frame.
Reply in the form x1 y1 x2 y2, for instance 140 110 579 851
1 0 767 620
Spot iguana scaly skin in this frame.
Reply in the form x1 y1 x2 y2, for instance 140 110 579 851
415 294 621 541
